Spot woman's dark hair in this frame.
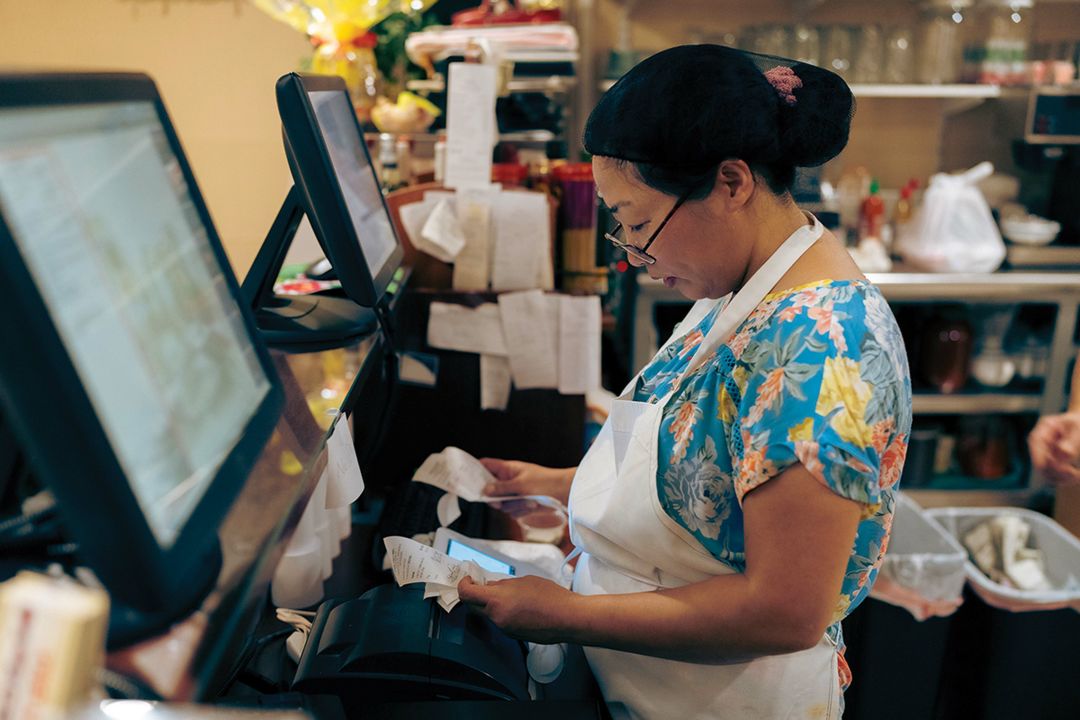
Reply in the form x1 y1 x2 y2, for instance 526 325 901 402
584 44 854 198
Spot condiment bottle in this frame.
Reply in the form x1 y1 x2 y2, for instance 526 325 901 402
860 178 886 241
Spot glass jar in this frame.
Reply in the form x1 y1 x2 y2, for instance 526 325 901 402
962 0 1033 85
852 24 885 84
917 0 972 84
822 25 857 79
791 24 821 66
920 316 973 393
883 27 916 83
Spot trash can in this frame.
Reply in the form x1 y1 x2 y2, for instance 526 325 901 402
842 493 967 720
926 506 1080 720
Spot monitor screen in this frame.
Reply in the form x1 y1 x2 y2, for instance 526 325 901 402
277 73 403 308
0 74 282 632
308 90 397 282
445 538 516 576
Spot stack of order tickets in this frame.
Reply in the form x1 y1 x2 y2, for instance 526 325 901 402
384 536 508 612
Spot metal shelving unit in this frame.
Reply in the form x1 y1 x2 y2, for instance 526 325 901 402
631 270 1080 506
911 393 1043 415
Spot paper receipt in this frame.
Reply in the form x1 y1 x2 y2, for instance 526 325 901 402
383 535 507 612
412 446 494 501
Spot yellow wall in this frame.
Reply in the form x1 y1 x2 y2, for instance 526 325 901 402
0 0 311 278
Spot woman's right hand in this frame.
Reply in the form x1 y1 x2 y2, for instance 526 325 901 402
479 458 576 506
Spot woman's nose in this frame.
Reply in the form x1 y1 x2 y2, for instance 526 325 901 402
625 252 648 269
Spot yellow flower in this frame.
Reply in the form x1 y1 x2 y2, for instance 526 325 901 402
718 387 736 423
815 356 872 447
788 417 815 443
731 364 749 392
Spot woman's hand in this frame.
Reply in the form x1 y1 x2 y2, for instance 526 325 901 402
1029 412 1080 486
479 458 575 505
457 575 575 644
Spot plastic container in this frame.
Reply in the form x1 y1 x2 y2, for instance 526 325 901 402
925 506 1080 612
842 493 967 720
962 0 1033 85
926 507 1080 720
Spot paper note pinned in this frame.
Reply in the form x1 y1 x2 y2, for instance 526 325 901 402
427 302 507 355
324 413 364 508
453 191 494 290
558 295 602 395
480 354 512 411
419 198 467 261
498 290 559 389
444 62 497 191
398 198 438 248
491 191 551 291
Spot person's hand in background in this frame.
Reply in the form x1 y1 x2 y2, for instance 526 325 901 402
480 458 576 506
1028 411 1080 486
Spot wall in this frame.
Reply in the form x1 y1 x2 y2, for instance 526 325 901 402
0 0 311 278
590 0 1080 189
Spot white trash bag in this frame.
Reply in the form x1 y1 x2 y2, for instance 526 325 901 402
896 162 1005 273
870 493 967 620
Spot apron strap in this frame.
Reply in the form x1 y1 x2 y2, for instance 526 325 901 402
680 213 824 383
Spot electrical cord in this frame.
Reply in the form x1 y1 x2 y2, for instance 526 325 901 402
361 302 400 467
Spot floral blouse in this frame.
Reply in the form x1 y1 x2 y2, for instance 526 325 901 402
634 279 911 682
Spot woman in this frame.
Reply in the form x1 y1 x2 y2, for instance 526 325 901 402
458 44 911 719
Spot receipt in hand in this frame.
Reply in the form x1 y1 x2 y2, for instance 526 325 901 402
383 535 508 612
412 447 498 526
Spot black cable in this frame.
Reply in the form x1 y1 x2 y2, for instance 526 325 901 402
362 301 401 467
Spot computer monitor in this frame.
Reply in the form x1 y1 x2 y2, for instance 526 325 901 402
0 73 283 644
242 73 404 349
278 73 403 308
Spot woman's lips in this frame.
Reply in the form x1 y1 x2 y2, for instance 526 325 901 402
664 276 677 288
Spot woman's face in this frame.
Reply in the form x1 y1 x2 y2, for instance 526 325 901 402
592 156 752 300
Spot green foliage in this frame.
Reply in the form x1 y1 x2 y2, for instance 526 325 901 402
372 10 438 97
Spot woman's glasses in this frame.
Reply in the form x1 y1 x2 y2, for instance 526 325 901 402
604 190 692 266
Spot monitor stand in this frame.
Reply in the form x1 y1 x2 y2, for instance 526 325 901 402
105 540 223 650
242 186 376 351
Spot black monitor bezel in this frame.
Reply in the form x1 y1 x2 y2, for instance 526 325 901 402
275 73 403 308
0 72 283 616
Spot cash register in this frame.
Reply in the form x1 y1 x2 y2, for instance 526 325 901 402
250 73 605 719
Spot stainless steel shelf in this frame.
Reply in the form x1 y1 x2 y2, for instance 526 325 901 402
849 83 1006 98
867 271 1080 302
598 79 1024 98
363 129 556 144
911 393 1042 415
638 270 1080 303
905 488 1037 509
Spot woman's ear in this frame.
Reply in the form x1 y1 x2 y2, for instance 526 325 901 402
714 160 756 209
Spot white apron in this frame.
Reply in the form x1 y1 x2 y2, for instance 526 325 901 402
568 215 842 720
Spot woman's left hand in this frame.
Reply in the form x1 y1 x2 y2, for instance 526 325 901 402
457 575 575 644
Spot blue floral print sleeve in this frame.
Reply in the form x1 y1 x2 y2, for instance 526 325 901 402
634 279 912 631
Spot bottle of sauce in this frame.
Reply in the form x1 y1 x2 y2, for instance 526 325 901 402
860 178 886 241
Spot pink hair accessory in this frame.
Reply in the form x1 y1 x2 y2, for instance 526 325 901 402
764 66 802 106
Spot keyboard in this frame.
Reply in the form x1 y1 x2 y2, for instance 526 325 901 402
373 481 489 570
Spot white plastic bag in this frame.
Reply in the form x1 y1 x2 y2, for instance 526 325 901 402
896 162 1005 273
870 493 967 620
